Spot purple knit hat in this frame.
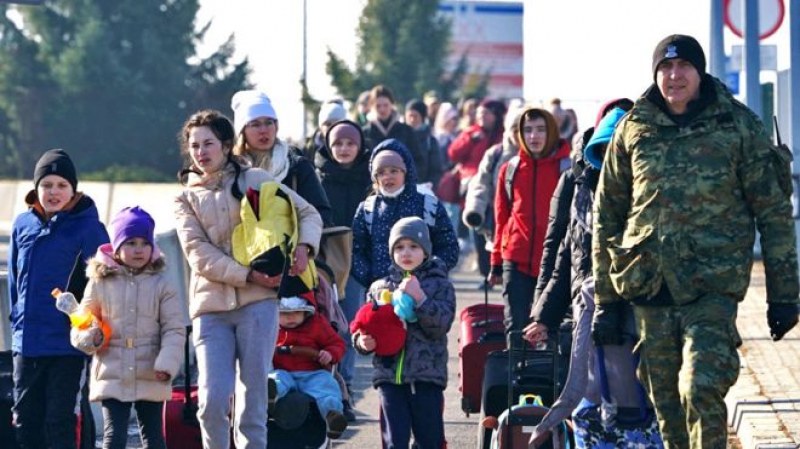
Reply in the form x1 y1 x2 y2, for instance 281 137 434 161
110 206 156 254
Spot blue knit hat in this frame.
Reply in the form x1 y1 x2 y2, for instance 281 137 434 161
583 107 627 169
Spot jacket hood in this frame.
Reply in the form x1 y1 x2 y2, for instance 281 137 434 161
369 138 418 186
317 119 370 168
515 107 561 159
25 191 98 221
594 97 634 126
584 107 627 169
87 243 165 279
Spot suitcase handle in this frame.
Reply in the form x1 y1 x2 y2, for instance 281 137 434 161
182 325 198 424
471 319 502 328
505 330 562 447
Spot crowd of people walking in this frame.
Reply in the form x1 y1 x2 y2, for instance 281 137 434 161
5 33 800 449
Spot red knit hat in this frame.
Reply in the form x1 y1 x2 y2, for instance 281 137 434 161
350 302 406 356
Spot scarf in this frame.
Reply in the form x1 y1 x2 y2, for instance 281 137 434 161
247 139 291 182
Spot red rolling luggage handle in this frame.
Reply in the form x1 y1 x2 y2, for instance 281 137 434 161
472 277 501 332
180 325 198 426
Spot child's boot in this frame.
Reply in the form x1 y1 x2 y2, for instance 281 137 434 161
342 399 356 422
325 410 348 439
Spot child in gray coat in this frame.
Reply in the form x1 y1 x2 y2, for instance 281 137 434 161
353 217 455 449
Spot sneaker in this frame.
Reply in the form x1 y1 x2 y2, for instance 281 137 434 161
325 410 348 439
342 400 356 422
267 377 277 415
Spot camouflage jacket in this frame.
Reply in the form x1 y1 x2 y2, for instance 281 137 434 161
366 257 456 388
593 76 799 306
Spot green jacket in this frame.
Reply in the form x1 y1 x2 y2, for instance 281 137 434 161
593 76 799 306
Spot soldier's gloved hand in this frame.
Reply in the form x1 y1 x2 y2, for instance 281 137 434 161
767 303 800 342
591 302 625 346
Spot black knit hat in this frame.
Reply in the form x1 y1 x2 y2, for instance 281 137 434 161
652 34 706 79
33 149 78 191
405 99 427 122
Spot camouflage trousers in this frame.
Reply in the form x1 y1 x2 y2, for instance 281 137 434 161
634 295 740 449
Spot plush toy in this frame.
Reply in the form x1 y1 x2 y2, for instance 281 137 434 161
350 299 407 357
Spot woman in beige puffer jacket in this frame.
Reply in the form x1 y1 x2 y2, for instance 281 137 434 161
173 110 322 449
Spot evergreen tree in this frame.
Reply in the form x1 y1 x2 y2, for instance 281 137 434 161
326 0 451 105
0 0 251 180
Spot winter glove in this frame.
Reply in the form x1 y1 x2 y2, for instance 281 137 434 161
591 302 625 346
767 303 800 342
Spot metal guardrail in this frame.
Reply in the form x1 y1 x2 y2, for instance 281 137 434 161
0 230 190 352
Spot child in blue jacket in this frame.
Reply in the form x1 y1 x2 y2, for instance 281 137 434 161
8 149 109 449
351 139 458 288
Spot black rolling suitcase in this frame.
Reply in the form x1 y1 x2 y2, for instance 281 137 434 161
477 332 566 449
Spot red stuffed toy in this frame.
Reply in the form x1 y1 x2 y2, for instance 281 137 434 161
350 298 407 357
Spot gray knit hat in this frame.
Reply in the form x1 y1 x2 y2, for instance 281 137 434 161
389 216 431 257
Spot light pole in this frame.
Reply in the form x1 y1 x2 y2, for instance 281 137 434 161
743 0 762 119
302 0 308 140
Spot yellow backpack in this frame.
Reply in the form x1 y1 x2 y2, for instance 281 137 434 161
232 181 317 295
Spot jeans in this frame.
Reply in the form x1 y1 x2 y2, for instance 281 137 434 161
501 261 537 334
269 370 343 418
194 300 278 449
101 399 164 449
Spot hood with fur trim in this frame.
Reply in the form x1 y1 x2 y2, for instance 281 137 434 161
87 243 165 279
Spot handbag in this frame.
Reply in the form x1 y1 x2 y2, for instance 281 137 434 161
570 347 664 449
435 164 462 203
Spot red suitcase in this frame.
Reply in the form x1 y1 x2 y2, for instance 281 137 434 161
458 285 505 416
163 326 205 449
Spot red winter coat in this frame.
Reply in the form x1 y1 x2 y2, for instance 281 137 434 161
491 140 571 277
273 314 345 372
447 124 503 179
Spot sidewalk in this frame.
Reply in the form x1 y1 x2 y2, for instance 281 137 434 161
105 259 792 448
726 262 800 448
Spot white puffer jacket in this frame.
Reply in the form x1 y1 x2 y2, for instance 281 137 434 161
81 245 187 402
174 165 322 319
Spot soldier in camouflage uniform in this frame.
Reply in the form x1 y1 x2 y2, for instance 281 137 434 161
590 34 800 449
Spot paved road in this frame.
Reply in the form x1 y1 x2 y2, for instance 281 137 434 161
333 267 488 448
107 258 800 449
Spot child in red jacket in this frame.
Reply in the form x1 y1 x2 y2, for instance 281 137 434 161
488 107 570 335
269 292 348 438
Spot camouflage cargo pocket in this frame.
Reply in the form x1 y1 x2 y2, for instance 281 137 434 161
608 232 660 301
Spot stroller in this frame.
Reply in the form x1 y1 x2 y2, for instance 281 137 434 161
267 260 350 449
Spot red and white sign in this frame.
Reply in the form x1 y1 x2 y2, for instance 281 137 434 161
439 1 523 98
724 0 785 40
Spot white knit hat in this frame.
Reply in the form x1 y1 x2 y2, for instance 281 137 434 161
231 90 277 135
318 101 347 128
279 296 315 314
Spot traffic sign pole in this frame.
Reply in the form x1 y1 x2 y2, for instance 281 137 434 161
744 0 762 119
710 0 726 79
